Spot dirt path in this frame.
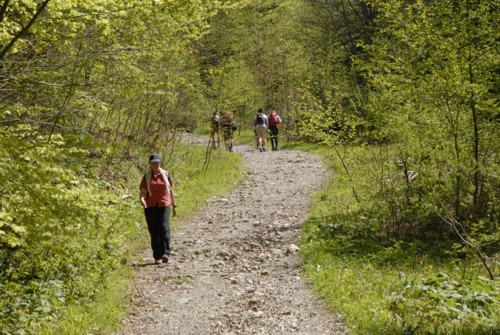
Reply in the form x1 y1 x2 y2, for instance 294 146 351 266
114 137 347 335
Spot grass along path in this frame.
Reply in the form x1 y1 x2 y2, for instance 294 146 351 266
111 136 347 334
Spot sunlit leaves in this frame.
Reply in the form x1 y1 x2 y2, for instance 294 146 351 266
390 273 500 334
357 0 499 227
0 123 129 333
0 1 236 333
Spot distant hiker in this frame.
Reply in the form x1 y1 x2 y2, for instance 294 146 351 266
209 111 221 148
221 111 236 152
268 110 282 151
139 153 177 264
253 108 268 152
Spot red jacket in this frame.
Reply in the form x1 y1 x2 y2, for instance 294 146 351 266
140 173 174 208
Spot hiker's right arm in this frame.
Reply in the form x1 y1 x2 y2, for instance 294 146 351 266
139 188 147 208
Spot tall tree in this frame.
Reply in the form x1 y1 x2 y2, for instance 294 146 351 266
198 0 310 124
290 0 377 143
359 0 499 241
0 1 221 332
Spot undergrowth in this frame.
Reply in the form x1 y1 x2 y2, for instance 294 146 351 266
287 142 500 335
0 137 244 335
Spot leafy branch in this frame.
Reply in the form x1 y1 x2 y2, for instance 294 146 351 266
0 0 51 60
437 209 495 281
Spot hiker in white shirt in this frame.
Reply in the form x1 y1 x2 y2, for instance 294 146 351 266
253 108 268 152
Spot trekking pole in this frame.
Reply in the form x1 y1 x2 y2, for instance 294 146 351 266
203 138 213 171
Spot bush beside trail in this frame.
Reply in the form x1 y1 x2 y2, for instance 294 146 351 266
0 131 243 335
297 143 500 335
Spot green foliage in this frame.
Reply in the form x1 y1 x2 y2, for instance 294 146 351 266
0 0 247 333
390 273 500 334
0 125 133 334
37 267 133 335
299 143 500 335
291 91 365 145
290 0 499 259
1 0 499 333
289 0 375 143
358 0 499 229
197 0 309 125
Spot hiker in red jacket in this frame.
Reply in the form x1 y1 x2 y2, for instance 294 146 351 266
268 110 282 151
139 153 177 264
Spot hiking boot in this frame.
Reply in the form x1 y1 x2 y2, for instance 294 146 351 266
259 147 263 152
154 259 161 264
162 255 169 263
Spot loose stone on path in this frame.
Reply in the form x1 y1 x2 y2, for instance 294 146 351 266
113 135 347 335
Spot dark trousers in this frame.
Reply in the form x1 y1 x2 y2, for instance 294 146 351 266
269 126 279 150
144 206 171 260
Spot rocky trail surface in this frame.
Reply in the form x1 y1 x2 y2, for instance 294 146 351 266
113 136 347 335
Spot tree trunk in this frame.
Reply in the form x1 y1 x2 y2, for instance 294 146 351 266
0 0 51 60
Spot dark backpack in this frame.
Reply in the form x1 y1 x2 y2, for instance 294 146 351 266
211 115 220 127
256 113 265 126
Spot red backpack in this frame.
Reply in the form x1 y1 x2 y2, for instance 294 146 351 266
269 113 277 126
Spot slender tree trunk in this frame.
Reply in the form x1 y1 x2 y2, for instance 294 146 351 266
470 73 480 207
454 133 461 219
332 143 360 204
466 1 481 208
0 0 51 60
0 0 11 25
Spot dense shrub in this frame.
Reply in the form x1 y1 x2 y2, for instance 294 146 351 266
390 273 500 335
0 123 135 334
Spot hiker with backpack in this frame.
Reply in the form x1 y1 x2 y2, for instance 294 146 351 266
253 108 268 152
268 110 282 151
221 111 236 152
209 111 221 149
139 153 177 264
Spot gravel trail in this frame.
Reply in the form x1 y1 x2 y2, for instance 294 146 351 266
113 136 347 335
